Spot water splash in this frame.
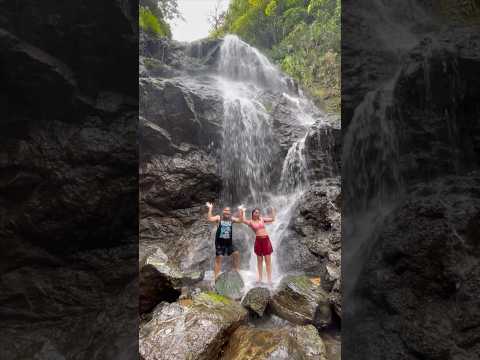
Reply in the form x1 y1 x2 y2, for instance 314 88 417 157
215 35 327 289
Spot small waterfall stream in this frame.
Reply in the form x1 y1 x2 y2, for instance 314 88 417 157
214 35 321 289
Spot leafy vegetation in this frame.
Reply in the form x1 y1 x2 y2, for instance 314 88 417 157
212 0 340 113
139 0 181 38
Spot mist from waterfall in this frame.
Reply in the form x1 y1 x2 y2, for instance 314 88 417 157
215 35 320 288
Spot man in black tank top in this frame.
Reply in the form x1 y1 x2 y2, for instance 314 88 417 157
206 202 241 280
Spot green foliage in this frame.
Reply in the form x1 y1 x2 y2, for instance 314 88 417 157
140 6 171 37
139 0 181 38
212 0 340 113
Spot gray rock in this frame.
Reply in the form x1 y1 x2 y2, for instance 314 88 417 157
345 173 480 359
279 178 341 290
220 324 327 360
242 287 271 317
215 271 245 300
271 275 332 329
139 247 204 314
305 119 341 180
139 292 248 360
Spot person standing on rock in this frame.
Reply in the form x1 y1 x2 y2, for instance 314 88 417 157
239 207 275 285
206 202 241 280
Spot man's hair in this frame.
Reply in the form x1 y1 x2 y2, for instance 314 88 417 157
223 207 231 211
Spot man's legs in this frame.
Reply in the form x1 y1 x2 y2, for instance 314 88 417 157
214 255 222 280
232 251 240 272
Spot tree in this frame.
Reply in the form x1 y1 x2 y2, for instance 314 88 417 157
208 0 227 33
212 0 341 113
139 0 181 38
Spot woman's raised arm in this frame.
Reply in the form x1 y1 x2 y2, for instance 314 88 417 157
263 207 276 223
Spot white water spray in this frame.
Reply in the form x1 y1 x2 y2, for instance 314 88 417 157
215 35 323 289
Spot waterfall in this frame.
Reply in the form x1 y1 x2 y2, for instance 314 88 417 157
342 75 403 213
214 35 321 287
279 135 308 193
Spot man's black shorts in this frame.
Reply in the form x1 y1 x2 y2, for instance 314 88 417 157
215 243 236 256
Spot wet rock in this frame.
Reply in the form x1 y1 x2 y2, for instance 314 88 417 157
140 150 221 211
220 324 327 360
140 76 223 151
323 333 341 360
304 119 341 179
345 173 480 359
215 271 245 300
329 277 342 319
279 178 341 291
241 287 271 317
140 247 204 314
139 292 247 360
271 275 332 329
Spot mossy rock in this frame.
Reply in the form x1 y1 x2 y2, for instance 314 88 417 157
215 271 245 300
220 324 327 360
140 292 247 360
241 287 271 317
270 275 332 329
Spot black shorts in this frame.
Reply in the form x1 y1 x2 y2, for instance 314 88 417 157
215 243 236 257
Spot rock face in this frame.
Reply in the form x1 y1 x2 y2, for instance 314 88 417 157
139 247 205 313
305 119 341 180
341 0 437 129
0 1 138 359
343 5 480 358
139 292 248 360
278 178 341 318
271 275 332 329
220 324 327 360
242 287 271 317
345 173 480 360
215 271 245 300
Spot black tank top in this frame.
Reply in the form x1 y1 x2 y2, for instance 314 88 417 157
215 219 233 246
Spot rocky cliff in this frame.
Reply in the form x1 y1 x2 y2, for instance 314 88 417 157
0 1 138 358
342 1 480 359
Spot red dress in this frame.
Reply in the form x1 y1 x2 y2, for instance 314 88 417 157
250 219 273 256
254 235 273 256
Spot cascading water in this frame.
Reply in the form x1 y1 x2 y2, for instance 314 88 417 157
214 35 319 288
279 135 308 193
342 0 437 308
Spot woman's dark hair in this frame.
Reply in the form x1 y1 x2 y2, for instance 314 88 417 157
251 208 261 218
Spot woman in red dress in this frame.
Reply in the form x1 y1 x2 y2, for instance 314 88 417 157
240 207 275 285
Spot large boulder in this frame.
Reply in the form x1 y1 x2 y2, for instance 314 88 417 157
139 76 223 150
139 247 204 314
139 292 248 360
215 271 245 300
344 173 480 360
220 324 327 360
271 275 332 329
241 287 271 317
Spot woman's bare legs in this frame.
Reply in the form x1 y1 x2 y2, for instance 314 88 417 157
265 255 272 284
256 255 264 282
